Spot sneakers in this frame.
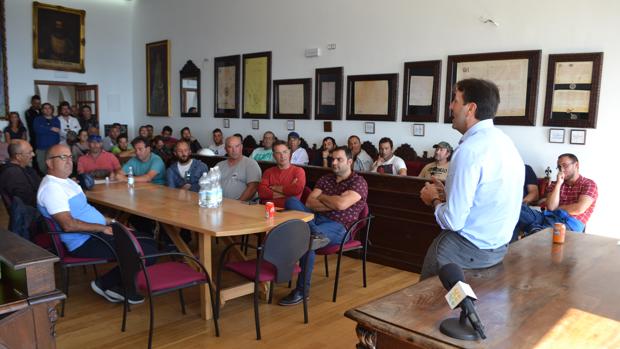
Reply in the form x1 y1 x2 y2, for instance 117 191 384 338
90 280 144 304
90 280 121 303
310 234 330 250
278 290 307 306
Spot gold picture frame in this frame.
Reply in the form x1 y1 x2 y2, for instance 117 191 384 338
146 40 171 116
32 2 85 73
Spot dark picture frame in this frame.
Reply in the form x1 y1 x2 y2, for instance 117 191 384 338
214 54 240 118
543 52 603 129
444 50 541 126
0 0 9 119
287 120 295 131
180 60 200 118
146 40 171 116
346 73 398 121
569 129 586 145
273 78 311 119
251 119 259 130
315 67 343 120
402 60 441 122
32 1 85 73
548 128 565 143
413 124 425 137
223 118 230 128
242 51 271 119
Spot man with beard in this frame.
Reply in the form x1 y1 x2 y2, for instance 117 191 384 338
370 137 408 176
25 95 41 149
279 146 368 306
77 135 121 179
166 140 209 192
57 102 81 145
419 141 453 181
33 102 61 174
180 127 202 154
347 135 373 172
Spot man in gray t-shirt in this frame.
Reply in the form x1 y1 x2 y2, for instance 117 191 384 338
217 135 262 200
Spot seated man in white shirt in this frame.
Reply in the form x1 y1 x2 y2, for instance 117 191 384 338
208 128 226 156
370 137 407 176
288 132 309 166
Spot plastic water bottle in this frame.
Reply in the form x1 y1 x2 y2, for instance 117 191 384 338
206 171 218 208
213 166 223 207
198 172 209 207
127 166 134 188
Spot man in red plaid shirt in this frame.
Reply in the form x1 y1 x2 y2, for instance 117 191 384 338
514 153 597 238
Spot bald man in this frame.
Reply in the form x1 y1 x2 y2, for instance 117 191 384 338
216 135 262 201
37 144 157 304
0 140 41 206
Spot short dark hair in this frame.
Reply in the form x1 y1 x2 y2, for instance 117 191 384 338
162 125 173 134
42 102 53 109
379 137 393 149
332 146 352 160
321 136 337 150
31 95 41 102
112 123 121 128
213 128 222 134
146 124 153 129
8 140 24 159
180 127 190 134
174 139 190 151
80 105 91 111
558 153 579 163
348 135 361 143
272 140 289 151
131 136 149 148
454 78 500 120
234 133 243 142
117 133 128 142
59 101 71 109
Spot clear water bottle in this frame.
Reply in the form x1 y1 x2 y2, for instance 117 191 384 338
213 166 223 207
198 172 209 207
206 171 218 208
127 166 134 188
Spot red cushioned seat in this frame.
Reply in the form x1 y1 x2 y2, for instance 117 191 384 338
225 260 301 282
136 261 207 293
316 240 362 255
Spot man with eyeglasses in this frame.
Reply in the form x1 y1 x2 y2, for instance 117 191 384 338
257 140 305 207
0 140 41 206
514 153 597 238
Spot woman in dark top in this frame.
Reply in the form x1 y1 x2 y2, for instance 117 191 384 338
311 136 337 167
4 112 28 142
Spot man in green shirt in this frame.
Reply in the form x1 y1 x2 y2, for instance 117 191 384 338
116 136 166 185
110 134 134 157
250 131 275 162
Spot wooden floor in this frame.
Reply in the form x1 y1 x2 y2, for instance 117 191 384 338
0 204 419 348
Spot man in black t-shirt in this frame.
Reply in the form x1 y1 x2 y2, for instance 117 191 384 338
0 140 41 207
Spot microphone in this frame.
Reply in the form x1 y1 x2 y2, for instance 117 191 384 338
438 263 487 340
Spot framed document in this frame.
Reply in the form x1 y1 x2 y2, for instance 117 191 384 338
273 78 311 119
146 40 171 116
287 120 295 131
315 67 343 120
364 122 375 134
33 2 85 73
346 73 398 121
543 52 603 129
323 121 332 132
402 60 441 122
214 54 240 118
223 118 230 128
444 50 541 126
570 129 586 145
413 124 425 137
242 51 271 119
251 119 259 130
548 128 565 143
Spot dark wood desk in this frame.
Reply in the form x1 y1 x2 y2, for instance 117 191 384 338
345 229 620 348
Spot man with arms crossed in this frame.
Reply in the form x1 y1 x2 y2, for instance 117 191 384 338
419 78 524 280
257 140 305 207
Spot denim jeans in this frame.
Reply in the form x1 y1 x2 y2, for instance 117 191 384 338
513 204 585 242
285 197 346 293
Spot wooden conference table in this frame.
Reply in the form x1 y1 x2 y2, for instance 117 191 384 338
346 229 620 348
85 182 313 320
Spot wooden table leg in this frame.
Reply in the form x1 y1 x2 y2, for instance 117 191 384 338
199 233 213 320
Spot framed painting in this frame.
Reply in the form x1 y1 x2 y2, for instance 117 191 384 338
32 1 85 73
444 50 541 126
543 52 603 129
346 73 398 121
315 67 343 120
402 60 441 122
273 78 311 119
214 54 240 118
0 0 9 119
242 51 271 119
146 40 171 116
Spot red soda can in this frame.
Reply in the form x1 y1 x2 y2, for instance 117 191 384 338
265 202 275 219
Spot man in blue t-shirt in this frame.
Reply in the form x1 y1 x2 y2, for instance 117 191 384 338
33 102 60 174
116 136 166 185
37 144 157 304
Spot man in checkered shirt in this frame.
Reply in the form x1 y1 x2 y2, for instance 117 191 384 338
516 153 597 237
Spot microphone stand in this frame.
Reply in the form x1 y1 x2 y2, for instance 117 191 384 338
439 306 485 341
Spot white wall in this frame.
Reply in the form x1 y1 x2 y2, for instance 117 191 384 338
4 0 135 133
13 0 601 238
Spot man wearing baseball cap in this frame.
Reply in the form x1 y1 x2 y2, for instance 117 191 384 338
419 141 452 181
77 135 121 179
288 131 309 165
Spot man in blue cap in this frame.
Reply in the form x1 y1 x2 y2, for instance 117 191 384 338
77 135 121 179
288 132 309 165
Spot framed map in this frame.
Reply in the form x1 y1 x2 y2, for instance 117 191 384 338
315 67 343 120
444 50 541 126
242 51 271 119
346 73 398 121
543 52 603 129
214 54 240 118
402 60 441 122
273 78 311 119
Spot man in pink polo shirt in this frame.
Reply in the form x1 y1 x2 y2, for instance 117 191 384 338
77 135 121 179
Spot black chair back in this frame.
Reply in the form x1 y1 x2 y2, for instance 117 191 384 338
261 219 310 284
111 223 145 297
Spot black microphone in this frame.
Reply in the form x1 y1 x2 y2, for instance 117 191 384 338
438 263 487 340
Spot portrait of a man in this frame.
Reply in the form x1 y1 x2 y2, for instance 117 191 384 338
146 40 170 116
33 2 85 73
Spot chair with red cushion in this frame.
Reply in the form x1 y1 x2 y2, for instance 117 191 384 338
43 216 116 317
111 223 219 349
315 204 374 302
215 219 312 340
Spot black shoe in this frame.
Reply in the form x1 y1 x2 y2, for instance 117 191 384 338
90 280 121 303
278 290 307 306
105 286 145 305
310 234 330 250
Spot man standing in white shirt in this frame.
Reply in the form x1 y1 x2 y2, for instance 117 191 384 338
370 137 407 176
419 78 524 280
57 102 81 145
288 132 309 165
